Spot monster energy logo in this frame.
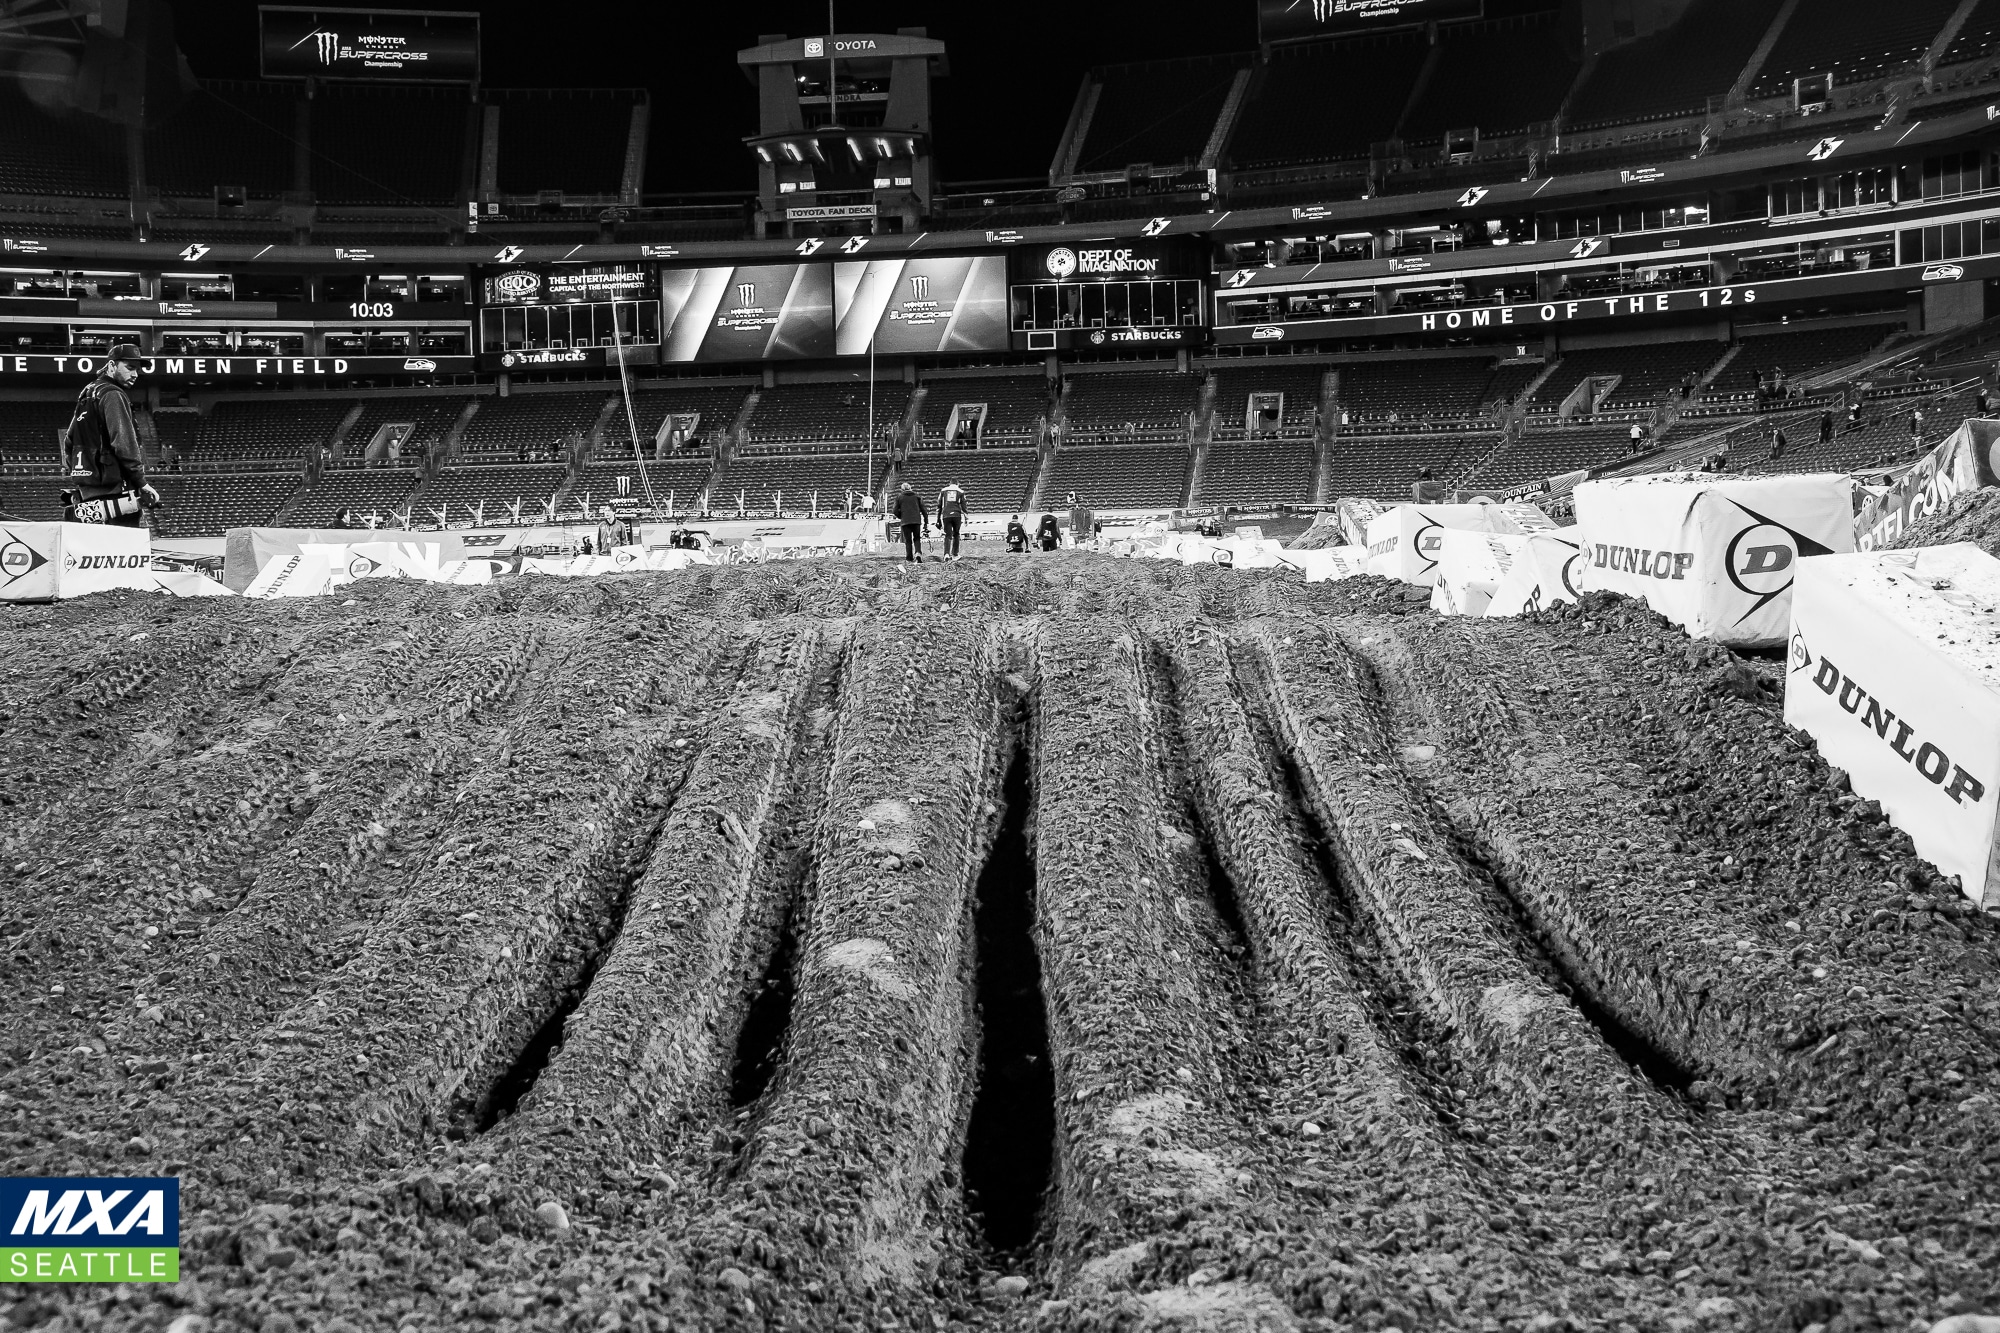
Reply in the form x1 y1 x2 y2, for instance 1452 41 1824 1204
737 283 756 306
908 275 929 299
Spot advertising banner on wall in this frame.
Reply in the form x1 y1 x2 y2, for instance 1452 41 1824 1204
832 255 1008 356
1258 0 1481 42
0 523 153 602
1854 418 2000 550
260 7 480 82
1785 543 2000 908
479 268 653 307
658 264 835 362
1573 472 1855 648
0 353 471 381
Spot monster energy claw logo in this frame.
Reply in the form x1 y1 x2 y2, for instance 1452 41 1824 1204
909 275 929 299
736 283 756 306
291 29 340 64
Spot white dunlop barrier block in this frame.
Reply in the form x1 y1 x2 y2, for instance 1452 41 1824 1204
1485 531 1586 618
150 570 236 597
243 545 337 599
1336 498 1390 547
1292 545 1372 582
1365 503 1552 587
0 522 153 602
1431 529 1528 617
1574 471 1854 648
1786 543 2000 910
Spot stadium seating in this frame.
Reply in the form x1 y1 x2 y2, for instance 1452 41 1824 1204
1063 371 1200 442
0 89 127 197
1752 0 1962 99
284 469 422 529
599 383 751 454
490 89 641 196
721 452 886 514
1075 55 1245 173
1042 443 1190 508
1225 31 1428 167
342 396 475 464
1732 324 1902 380
1485 361 1547 410
1339 359 1510 423
150 472 301 537
742 382 913 450
1400 16 1581 145
1742 384 1980 475
1566 0 1784 128
421 463 571 523
0 470 65 523
195 398 355 463
145 82 295 198
310 87 470 205
1209 364 1324 440
915 376 1049 447
1320 432 1494 500
0 401 71 461
1456 426 1628 492
1199 441 1315 505
572 458 718 513
893 449 1042 513
1943 0 2000 63
458 392 609 457
1528 343 1727 413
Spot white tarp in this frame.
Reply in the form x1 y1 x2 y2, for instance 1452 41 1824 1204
1573 471 1854 648
1365 503 1556 587
1291 545 1373 582
0 522 154 602
150 570 236 597
221 527 468 592
1429 529 1528 617
1786 543 2000 909
243 545 338 599
1485 531 1586 618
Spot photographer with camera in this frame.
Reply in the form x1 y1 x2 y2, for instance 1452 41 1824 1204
59 345 158 528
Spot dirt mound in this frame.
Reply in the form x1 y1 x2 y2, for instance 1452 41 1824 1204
1894 486 2000 556
2 556 1997 1333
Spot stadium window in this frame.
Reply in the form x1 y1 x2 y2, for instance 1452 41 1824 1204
1105 284 1129 327
368 275 413 301
417 276 465 304
1082 285 1105 327
1771 179 1817 217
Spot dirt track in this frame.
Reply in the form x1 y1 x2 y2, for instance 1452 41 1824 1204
2 558 1998 1333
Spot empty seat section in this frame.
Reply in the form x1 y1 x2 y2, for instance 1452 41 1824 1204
1740 386 1978 474
423 463 571 522
147 82 296 198
459 392 609 456
0 401 72 461
311 88 469 204
150 472 299 538
1944 0 2000 62
1340 360 1500 423
1320 433 1494 500
1458 427 1627 492
1733 324 1901 379
1063 371 1199 442
342 396 474 464
1531 344 1726 412
722 453 883 513
0 471 65 523
1401 17 1581 143
1485 361 1546 408
1753 0 1962 97
1043 444 1189 508
916 376 1049 447
1210 365 1324 440
743 382 914 449
0 88 127 196
602 384 751 453
894 449 1042 513
492 90 640 195
1200 442 1315 505
1567 0 1784 127
196 398 355 464
286 469 421 529
1228 33 1427 167
1075 55 1244 173
571 458 718 512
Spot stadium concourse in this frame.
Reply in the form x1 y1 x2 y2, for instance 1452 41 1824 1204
13 0 2000 1329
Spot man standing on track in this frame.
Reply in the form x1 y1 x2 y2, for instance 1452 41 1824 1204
936 480 968 560
59 344 158 527
1005 514 1029 553
892 482 928 563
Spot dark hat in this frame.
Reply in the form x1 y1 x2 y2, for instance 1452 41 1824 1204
106 344 144 366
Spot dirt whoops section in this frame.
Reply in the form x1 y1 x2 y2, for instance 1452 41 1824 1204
2 559 1999 1333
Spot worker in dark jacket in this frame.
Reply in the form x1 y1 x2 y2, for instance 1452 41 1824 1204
892 482 928 562
1005 515 1029 553
1035 513 1060 551
60 344 157 526
936 481 969 559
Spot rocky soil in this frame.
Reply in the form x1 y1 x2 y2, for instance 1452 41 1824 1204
1 557 1996 1333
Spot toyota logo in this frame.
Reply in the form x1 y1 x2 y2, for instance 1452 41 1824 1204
1045 247 1077 279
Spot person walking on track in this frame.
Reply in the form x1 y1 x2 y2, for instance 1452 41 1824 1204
892 482 929 563
936 480 969 560
59 344 157 527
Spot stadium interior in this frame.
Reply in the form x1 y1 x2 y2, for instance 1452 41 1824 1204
1 0 1999 539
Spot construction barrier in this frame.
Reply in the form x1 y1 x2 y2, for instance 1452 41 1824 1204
1484 532 1586 618
0 522 154 602
1786 543 2000 910
1854 418 2000 550
1365 502 1557 587
1572 472 1854 648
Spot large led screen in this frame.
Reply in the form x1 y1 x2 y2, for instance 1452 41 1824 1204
260 8 481 82
1258 0 1480 41
658 264 834 363
833 255 1008 356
